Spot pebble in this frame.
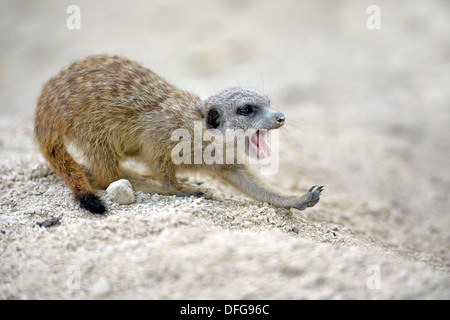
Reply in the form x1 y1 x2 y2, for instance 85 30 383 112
106 179 135 205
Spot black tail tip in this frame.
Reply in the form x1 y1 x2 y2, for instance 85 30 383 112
76 193 107 214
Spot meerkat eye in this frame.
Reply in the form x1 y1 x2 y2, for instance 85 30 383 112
237 104 256 116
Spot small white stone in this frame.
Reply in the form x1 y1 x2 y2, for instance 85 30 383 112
106 179 135 205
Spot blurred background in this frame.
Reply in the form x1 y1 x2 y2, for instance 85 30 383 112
1 0 449 262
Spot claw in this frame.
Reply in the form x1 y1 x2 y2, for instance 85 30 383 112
175 190 204 197
296 185 324 210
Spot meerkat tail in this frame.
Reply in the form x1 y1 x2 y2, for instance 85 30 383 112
34 126 107 214
75 192 107 214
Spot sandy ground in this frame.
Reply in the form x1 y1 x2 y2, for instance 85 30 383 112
0 0 449 299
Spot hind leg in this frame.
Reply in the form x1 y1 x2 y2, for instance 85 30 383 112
130 157 204 197
86 152 122 189
36 139 107 214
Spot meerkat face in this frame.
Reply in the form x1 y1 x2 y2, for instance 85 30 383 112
203 87 285 158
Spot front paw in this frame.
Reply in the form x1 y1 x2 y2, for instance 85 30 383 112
294 185 324 210
175 190 205 197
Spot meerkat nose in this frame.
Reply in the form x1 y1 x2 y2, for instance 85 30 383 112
275 113 285 124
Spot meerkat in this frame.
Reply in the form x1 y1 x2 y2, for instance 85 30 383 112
34 55 323 214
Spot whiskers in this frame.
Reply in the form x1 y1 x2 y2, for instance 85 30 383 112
279 119 304 146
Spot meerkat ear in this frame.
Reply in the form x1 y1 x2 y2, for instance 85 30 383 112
206 107 221 129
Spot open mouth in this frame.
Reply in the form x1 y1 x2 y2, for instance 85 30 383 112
250 130 270 158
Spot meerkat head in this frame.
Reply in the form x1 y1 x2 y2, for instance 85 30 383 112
200 87 285 158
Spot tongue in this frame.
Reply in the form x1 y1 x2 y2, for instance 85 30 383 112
252 130 270 158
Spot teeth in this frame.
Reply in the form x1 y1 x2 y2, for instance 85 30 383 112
249 129 270 158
